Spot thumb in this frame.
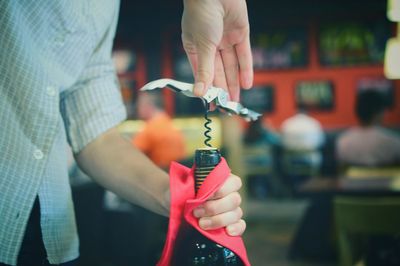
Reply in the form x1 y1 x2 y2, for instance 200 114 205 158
193 44 216 97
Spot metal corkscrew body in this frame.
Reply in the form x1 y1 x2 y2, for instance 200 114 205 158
140 78 261 149
203 102 213 148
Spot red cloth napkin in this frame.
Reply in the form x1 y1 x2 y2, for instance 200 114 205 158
157 157 251 266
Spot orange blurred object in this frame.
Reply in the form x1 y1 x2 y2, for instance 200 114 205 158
133 113 186 168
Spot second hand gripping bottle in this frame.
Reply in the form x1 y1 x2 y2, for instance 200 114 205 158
171 104 244 265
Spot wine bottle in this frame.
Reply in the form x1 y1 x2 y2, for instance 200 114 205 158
171 148 244 266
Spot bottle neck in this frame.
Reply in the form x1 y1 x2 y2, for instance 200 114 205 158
194 148 221 194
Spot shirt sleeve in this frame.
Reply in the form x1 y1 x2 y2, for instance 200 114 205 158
60 4 127 154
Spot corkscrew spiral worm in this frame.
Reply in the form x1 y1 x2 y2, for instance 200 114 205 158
203 102 212 147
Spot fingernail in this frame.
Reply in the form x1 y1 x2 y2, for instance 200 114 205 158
226 225 238 236
242 76 253 89
199 218 212 229
194 82 205 96
193 207 205 218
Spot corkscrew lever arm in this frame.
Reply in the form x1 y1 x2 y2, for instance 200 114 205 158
140 78 262 122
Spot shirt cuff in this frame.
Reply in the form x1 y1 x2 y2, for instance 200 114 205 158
61 76 127 154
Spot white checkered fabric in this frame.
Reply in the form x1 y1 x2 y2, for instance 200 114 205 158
0 1 126 265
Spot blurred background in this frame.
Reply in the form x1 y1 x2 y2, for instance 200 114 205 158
69 0 400 265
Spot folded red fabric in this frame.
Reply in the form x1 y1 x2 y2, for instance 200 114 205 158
157 157 251 266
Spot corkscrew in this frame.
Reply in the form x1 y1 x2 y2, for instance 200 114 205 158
203 102 212 148
140 79 262 122
141 78 261 149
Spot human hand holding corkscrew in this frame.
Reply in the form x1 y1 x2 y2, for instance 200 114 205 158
181 0 254 102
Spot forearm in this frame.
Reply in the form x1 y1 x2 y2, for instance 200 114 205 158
75 126 170 216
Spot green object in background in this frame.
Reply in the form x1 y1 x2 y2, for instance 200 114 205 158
334 196 400 266
319 20 391 66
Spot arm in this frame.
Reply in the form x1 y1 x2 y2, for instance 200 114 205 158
75 127 246 235
76 127 170 216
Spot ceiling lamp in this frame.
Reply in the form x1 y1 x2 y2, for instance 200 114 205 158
384 37 400 79
388 0 400 21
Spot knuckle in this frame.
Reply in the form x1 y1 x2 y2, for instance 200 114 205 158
240 219 247 232
212 189 223 199
236 207 243 220
204 202 218 216
242 219 246 228
212 216 224 228
232 175 242 189
183 44 196 55
197 69 213 82
232 192 242 207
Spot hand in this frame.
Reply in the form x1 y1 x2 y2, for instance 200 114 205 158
181 0 253 102
193 174 246 236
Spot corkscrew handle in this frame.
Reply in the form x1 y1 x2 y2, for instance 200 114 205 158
140 78 261 122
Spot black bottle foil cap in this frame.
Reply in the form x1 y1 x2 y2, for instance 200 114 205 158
195 148 221 167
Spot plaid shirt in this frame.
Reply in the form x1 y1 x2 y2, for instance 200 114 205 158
0 1 126 265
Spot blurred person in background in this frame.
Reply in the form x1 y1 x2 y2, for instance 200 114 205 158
280 110 325 190
281 110 325 152
336 90 400 167
0 1 253 265
132 91 186 169
336 90 400 266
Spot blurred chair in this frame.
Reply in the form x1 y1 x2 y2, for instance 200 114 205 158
242 144 275 199
242 145 274 175
334 196 400 266
283 149 321 175
242 118 284 198
282 149 322 191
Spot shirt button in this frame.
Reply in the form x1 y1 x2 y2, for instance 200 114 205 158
33 149 44 160
46 86 56 96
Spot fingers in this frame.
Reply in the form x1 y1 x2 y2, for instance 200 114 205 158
192 174 245 235
235 36 253 90
213 51 228 90
183 36 252 101
194 192 242 218
221 46 240 101
185 49 198 80
198 207 244 233
226 219 246 236
210 174 242 200
193 42 217 97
